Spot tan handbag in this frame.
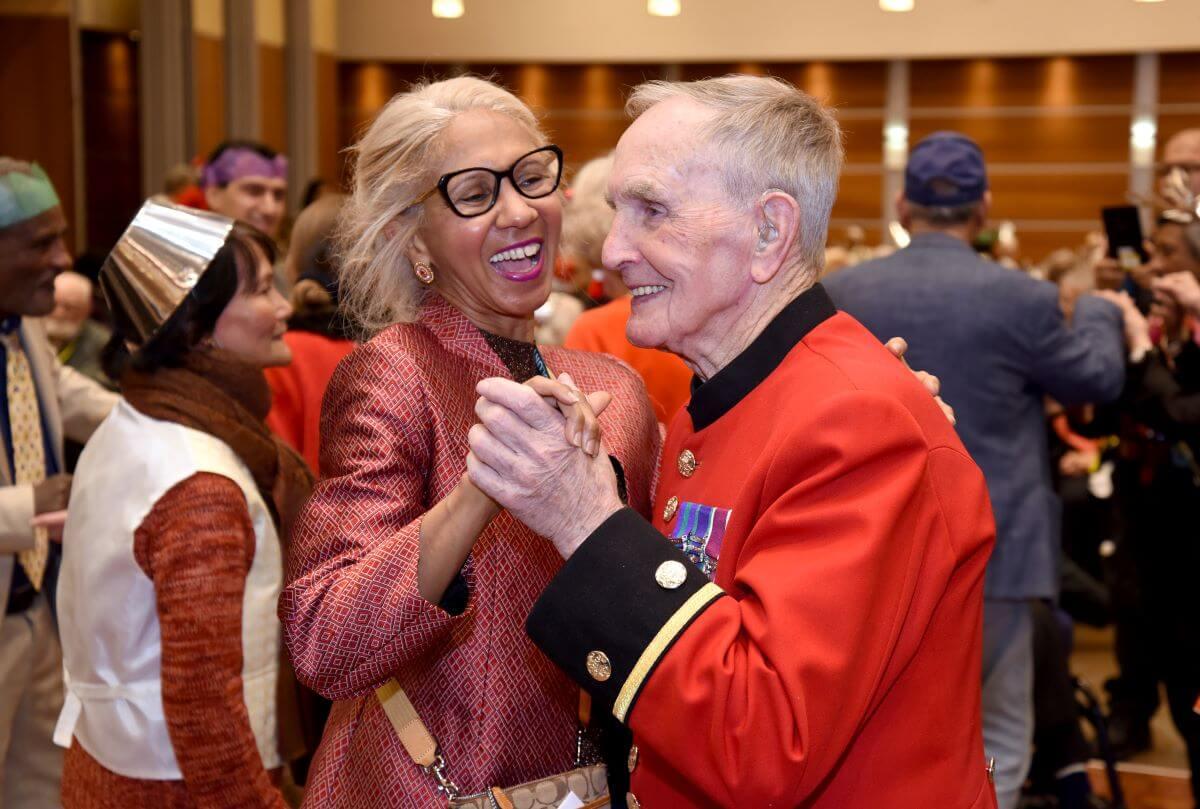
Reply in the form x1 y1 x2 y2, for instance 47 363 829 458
375 679 610 809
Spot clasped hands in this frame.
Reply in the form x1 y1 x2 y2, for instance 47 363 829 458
467 373 625 560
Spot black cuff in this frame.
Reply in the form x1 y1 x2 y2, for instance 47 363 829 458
526 507 722 721
438 569 470 616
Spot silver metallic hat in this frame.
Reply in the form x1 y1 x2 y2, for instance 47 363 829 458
100 198 235 345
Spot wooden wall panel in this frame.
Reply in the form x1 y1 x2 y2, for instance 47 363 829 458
194 34 225 159
1159 113 1200 153
81 30 141 252
832 171 882 221
316 51 342 187
908 114 1131 164
258 44 287 154
988 172 1129 221
0 14 76 248
911 55 1134 109
1160 52 1200 105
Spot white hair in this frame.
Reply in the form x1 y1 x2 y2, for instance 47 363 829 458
626 75 843 276
561 152 615 273
337 76 545 335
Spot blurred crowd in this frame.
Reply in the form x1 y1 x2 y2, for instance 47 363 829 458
2 72 1200 809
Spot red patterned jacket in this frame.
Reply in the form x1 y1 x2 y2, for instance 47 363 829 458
280 296 660 807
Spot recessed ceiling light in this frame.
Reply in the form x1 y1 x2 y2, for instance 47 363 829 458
1134 0 1166 4
648 0 681 16
432 0 464 18
880 0 914 10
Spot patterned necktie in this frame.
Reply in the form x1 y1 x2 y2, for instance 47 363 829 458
2 330 49 590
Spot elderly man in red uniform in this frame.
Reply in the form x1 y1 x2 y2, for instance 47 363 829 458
467 76 998 809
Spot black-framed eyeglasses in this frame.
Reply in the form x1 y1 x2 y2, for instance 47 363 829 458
405 145 564 218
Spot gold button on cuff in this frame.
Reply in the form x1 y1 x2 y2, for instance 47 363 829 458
986 757 995 785
627 793 641 809
662 496 679 522
655 560 688 590
677 449 697 477
627 744 639 773
586 650 612 682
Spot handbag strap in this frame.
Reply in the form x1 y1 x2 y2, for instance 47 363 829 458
376 678 461 797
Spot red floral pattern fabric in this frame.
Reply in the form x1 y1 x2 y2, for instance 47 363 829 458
280 295 659 807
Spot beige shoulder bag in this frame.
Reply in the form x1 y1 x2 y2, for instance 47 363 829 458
375 679 609 809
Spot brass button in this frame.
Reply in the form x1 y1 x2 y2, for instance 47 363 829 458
586 650 612 682
986 757 995 785
677 449 697 477
627 793 641 809
662 496 679 522
655 560 688 590
627 744 639 773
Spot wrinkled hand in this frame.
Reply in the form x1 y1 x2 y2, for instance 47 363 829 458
33 474 71 515
885 337 956 426
1153 272 1200 320
468 378 623 558
1093 289 1152 354
524 373 612 456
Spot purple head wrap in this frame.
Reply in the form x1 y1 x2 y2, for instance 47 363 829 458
200 148 288 188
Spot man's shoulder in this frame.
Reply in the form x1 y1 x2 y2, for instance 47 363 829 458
779 313 965 450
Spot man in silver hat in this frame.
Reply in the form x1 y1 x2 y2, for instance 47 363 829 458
0 157 116 806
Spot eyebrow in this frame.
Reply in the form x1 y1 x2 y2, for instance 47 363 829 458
615 179 666 205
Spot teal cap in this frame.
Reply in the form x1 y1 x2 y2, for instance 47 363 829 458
0 163 61 229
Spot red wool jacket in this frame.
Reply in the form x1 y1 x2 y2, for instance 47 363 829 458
527 284 999 809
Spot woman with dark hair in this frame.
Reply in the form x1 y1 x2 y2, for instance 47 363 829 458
55 201 312 808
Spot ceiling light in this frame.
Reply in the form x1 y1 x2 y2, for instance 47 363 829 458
432 0 464 18
1133 0 1166 3
880 0 914 10
1131 118 1157 151
648 0 681 16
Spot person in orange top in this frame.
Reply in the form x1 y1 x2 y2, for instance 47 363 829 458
566 297 691 424
562 154 691 423
263 193 355 475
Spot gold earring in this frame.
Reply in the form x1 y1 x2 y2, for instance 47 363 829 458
414 262 435 285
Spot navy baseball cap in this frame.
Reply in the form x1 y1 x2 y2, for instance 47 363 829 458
905 132 988 206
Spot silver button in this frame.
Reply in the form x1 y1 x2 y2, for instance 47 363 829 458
655 560 688 589
627 744 639 773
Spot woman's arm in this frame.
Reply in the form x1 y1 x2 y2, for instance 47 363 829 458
134 473 286 809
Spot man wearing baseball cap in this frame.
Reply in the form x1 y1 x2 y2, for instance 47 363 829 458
825 132 1127 809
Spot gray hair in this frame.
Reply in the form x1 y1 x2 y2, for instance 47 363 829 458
561 153 614 273
907 200 984 227
626 76 843 276
337 76 544 335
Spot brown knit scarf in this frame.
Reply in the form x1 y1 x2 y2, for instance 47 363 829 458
121 348 314 538
121 347 316 766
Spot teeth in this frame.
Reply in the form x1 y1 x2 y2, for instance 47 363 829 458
630 285 666 297
489 243 542 263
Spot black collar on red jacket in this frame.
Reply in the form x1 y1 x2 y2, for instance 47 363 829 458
686 282 836 431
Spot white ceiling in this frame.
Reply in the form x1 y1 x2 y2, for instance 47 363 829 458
336 0 1200 63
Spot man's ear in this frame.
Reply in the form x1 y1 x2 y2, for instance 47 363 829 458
204 185 223 213
895 192 912 232
750 191 800 284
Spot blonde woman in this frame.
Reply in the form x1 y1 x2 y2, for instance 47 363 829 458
280 77 659 806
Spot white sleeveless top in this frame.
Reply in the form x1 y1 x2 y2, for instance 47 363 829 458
54 399 282 779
